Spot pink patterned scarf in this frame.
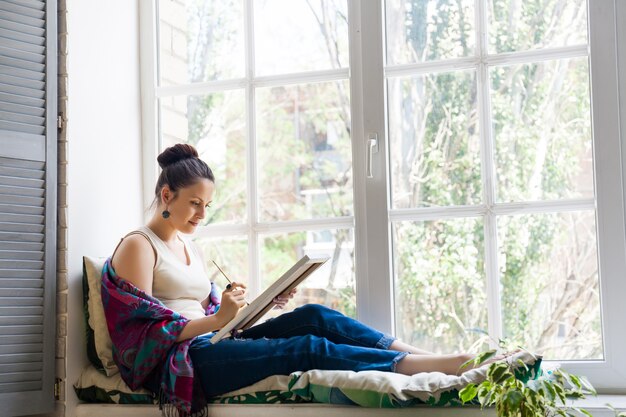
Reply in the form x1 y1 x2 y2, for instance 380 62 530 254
101 258 215 415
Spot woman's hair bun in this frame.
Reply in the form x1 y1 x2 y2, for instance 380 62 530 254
151 143 214 208
157 143 199 169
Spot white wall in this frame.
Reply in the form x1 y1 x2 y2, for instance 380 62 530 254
65 1 143 416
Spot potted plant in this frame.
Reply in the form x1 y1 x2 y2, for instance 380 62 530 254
459 350 596 417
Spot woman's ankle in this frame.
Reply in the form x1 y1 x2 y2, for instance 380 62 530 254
395 353 471 376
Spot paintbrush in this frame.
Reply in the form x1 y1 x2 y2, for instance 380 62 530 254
212 260 249 305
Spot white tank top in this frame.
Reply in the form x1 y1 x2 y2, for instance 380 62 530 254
130 226 211 320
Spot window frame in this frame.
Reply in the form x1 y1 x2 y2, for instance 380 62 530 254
140 0 354 299
574 0 626 392
139 0 626 392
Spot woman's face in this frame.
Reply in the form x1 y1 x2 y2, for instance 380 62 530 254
163 178 215 234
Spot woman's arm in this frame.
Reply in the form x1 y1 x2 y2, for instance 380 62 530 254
113 236 246 342
187 239 249 341
175 314 227 340
111 234 156 295
189 241 211 310
201 295 209 311
177 284 247 341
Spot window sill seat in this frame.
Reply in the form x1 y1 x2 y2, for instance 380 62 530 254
73 395 626 417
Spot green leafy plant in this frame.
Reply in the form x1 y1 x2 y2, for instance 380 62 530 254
458 350 596 417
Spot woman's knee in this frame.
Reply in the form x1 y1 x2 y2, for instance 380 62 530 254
293 303 336 323
292 334 331 361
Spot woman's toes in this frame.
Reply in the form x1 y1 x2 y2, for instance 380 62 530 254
502 348 522 358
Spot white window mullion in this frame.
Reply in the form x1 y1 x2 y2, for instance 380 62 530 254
194 224 250 238
385 56 478 77
154 68 351 98
248 84 261 297
254 217 354 234
384 45 588 80
389 198 596 223
156 78 249 97
483 213 503 347
195 217 355 238
244 0 260 297
253 68 349 88
494 199 596 215
139 0 160 216
347 0 368 326
486 44 588 66
350 0 393 334
477 0 503 347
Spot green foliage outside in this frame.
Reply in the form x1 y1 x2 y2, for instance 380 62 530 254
386 0 599 359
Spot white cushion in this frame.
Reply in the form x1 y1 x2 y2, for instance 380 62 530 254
83 255 118 376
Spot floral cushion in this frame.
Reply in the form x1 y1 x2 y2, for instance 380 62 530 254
74 364 154 405
75 350 541 407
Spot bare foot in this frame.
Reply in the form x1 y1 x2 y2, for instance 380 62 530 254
395 350 523 377
456 351 515 375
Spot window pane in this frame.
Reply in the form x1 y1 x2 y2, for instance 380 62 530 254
388 71 481 209
256 81 352 222
159 0 244 85
195 235 249 290
488 0 587 54
259 228 356 318
160 90 247 223
254 0 348 76
385 0 475 66
491 58 593 202
498 211 602 360
393 218 488 353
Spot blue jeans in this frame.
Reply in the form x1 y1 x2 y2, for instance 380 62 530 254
188 304 408 398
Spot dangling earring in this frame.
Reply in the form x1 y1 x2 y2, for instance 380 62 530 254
162 208 170 219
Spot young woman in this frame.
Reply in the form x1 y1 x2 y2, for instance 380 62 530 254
107 143 502 405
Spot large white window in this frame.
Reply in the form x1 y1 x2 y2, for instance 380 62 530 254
140 0 626 391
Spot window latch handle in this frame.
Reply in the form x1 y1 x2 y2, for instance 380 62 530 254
366 133 379 178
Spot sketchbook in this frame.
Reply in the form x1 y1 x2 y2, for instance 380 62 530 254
210 254 330 344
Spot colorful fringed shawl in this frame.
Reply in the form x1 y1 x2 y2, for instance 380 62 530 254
101 258 219 415
205 279 221 316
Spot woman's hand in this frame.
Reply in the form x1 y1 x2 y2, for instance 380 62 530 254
273 287 297 309
215 282 247 326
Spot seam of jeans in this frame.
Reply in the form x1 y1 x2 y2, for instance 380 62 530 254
391 351 410 372
375 334 396 350
269 324 380 348
193 350 395 369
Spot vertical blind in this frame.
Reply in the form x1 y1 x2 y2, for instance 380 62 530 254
0 0 57 416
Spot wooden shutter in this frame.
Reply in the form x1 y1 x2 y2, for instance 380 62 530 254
0 0 57 416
